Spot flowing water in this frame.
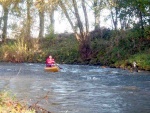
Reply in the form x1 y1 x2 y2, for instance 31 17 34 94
0 63 150 113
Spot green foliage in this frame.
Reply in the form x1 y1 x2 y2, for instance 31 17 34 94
0 33 79 63
42 35 79 64
90 26 150 70
117 0 150 29
114 49 150 71
90 28 112 39
128 51 150 70
45 32 57 40
144 26 150 38
0 25 150 71
90 38 109 65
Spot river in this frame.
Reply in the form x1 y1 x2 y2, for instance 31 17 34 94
0 63 150 113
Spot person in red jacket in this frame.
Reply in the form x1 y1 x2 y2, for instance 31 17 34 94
46 55 55 67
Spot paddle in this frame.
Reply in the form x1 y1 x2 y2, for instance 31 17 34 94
55 63 62 69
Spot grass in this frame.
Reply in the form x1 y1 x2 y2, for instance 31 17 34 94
113 49 150 71
0 91 35 113
128 51 150 70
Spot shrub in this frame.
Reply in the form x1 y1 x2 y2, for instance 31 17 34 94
0 91 35 113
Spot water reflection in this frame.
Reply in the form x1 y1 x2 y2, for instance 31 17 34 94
0 63 150 113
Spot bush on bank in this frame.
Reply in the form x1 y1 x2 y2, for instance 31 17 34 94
0 27 149 71
43 34 79 64
89 27 150 71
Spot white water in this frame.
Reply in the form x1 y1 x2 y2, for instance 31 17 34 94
0 63 150 113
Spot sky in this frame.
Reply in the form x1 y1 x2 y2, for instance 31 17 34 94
54 9 112 34
0 4 112 38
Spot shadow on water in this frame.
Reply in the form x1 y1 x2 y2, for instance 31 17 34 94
0 63 150 113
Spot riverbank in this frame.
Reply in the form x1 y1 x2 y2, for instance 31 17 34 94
0 91 35 113
0 91 52 113
0 29 150 71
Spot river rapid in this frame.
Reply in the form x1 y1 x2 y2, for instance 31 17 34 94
0 63 150 113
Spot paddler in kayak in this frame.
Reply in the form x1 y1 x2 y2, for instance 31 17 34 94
46 55 55 67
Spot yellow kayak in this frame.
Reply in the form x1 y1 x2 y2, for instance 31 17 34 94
44 66 60 72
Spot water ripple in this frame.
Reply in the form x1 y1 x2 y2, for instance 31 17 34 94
0 63 150 113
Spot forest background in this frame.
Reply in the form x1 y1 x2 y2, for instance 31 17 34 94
0 0 150 71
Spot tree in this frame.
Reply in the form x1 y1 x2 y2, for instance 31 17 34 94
26 0 32 38
90 0 105 30
45 0 59 35
59 0 91 60
34 0 45 38
34 0 59 38
127 0 150 37
0 0 20 42
0 10 3 29
49 7 55 34
116 0 150 36
106 0 120 30
38 5 44 38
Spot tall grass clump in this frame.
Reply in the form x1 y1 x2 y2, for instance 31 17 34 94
0 91 35 113
128 51 150 71
0 37 45 63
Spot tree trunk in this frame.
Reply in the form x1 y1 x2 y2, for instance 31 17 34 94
82 0 89 33
73 0 91 60
39 10 44 38
72 0 84 38
135 0 145 38
26 0 31 38
94 11 100 30
109 1 118 31
59 0 91 61
94 0 100 30
49 8 55 35
76 33 91 61
0 17 2 29
2 7 8 42
139 10 144 38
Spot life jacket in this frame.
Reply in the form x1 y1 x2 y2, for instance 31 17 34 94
46 58 55 64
